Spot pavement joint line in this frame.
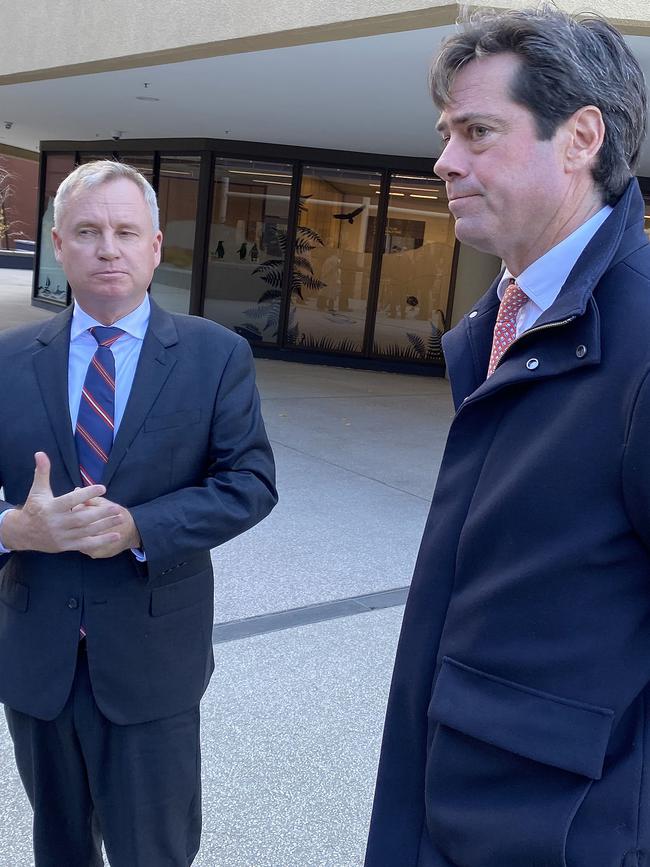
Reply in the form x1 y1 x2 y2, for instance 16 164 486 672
267 437 432 502
212 586 409 643
261 393 446 401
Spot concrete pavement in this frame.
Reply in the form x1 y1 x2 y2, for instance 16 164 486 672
0 270 454 867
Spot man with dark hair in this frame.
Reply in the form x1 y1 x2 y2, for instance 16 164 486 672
0 160 277 866
365 7 650 866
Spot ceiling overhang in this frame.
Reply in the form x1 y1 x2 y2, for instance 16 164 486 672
1 11 650 175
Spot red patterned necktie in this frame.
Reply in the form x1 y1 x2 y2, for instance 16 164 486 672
487 280 528 377
75 326 124 486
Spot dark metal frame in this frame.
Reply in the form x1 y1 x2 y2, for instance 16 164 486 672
33 137 456 374
31 150 53 312
278 162 302 348
363 168 391 357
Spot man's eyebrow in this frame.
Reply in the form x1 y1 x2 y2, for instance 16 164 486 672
436 112 503 132
73 219 139 230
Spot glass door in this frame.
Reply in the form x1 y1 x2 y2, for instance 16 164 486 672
285 166 381 353
372 174 456 364
203 157 293 343
151 155 201 314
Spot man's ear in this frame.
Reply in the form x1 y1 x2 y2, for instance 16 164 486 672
564 105 605 173
51 227 63 263
152 230 163 268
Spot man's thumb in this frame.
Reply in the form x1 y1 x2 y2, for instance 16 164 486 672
31 451 52 494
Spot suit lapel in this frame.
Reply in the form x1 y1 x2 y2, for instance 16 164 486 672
32 307 83 487
101 300 178 488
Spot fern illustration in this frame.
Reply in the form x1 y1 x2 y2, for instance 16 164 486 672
403 319 445 361
235 198 326 340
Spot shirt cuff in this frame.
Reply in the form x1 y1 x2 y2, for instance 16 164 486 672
0 509 14 553
131 547 147 562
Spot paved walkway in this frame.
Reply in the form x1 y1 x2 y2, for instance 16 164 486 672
0 270 454 867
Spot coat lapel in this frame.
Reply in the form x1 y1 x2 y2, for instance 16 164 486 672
101 300 178 488
443 277 500 410
32 307 83 487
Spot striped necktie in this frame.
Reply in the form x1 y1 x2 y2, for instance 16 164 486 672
487 280 528 378
75 326 124 486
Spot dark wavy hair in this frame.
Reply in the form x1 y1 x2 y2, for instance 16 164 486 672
430 6 647 204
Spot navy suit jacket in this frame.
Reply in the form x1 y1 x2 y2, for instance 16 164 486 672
0 299 277 724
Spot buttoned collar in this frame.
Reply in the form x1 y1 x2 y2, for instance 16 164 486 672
497 205 613 314
70 294 151 342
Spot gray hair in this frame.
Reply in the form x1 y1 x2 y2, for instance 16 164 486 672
53 160 160 232
430 6 647 204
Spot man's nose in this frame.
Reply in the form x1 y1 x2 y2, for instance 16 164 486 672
434 140 467 181
97 233 119 259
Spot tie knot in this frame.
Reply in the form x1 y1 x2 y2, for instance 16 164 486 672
90 326 125 348
500 279 528 313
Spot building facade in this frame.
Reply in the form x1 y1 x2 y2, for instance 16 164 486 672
3 0 650 371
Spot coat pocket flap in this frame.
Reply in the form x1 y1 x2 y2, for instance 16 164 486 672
0 573 29 612
150 569 212 616
144 408 201 432
430 656 614 780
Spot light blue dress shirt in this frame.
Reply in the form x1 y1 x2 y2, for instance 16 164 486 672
68 295 150 432
498 205 613 337
0 294 150 554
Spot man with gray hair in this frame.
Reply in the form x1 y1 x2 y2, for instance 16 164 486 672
0 160 277 866
365 7 650 866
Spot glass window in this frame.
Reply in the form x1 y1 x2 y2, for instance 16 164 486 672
287 166 380 353
77 152 154 181
35 152 75 304
77 152 115 165
77 151 153 184
372 174 455 363
115 153 154 182
151 156 201 314
203 158 293 343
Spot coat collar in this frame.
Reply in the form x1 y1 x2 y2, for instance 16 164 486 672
32 297 179 489
443 179 649 410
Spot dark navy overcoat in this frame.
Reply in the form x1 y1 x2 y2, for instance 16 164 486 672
365 179 650 867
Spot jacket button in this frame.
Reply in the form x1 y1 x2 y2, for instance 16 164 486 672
67 597 79 609
576 345 587 358
526 358 539 370
469 311 478 318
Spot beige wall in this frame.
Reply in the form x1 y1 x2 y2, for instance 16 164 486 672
0 0 455 83
3 0 649 84
450 246 502 329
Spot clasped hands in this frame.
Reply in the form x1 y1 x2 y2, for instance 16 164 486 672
1 452 141 559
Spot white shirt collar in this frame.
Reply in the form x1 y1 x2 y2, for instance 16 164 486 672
497 205 613 310
70 294 151 342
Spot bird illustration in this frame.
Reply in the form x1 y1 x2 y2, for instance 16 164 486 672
216 241 225 259
237 242 247 260
333 205 365 224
